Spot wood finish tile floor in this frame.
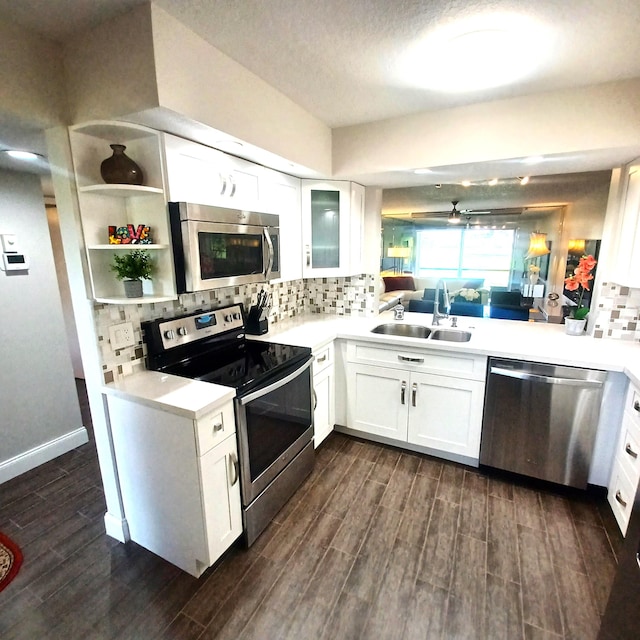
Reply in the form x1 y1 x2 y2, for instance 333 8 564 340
0 380 623 640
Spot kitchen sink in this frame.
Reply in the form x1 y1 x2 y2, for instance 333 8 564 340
371 323 431 339
430 329 472 342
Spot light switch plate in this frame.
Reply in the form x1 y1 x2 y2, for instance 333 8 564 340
1 234 17 253
109 322 135 349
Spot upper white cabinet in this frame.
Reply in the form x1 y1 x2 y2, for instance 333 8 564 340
69 121 177 304
609 165 640 287
162 133 262 211
301 180 365 278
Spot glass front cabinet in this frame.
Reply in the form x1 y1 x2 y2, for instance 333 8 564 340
301 180 365 278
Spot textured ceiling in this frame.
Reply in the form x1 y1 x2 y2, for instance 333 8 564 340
0 0 638 201
1 0 639 127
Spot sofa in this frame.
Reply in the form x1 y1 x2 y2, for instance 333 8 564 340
379 275 487 311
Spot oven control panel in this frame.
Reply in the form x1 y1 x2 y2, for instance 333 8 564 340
156 304 245 350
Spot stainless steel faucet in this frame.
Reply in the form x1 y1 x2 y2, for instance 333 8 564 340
433 279 450 325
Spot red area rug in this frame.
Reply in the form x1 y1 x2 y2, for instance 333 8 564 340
0 532 23 592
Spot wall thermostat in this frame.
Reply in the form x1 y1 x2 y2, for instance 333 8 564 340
0 233 29 272
1 252 29 271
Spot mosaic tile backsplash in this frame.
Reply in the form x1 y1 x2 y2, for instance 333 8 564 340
97 274 378 383
592 282 640 340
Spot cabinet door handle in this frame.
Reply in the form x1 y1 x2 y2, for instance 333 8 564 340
317 354 327 364
412 382 417 407
625 443 638 459
398 355 424 363
213 422 224 434
400 381 407 405
634 400 640 412
313 388 318 410
219 173 227 195
229 452 239 486
306 245 311 267
615 490 628 508
229 175 237 197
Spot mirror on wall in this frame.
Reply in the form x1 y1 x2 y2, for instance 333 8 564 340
379 170 612 314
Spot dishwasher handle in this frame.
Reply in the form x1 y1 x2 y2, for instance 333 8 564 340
490 366 604 388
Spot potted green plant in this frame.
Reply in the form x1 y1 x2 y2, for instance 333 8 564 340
110 249 153 298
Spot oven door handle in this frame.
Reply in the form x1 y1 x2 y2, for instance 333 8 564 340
238 358 313 405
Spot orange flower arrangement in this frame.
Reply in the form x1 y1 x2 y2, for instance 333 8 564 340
564 254 597 320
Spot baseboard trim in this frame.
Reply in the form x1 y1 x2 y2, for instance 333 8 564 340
104 512 130 543
0 427 89 484
334 425 480 468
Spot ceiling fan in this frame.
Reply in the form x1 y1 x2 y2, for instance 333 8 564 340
410 200 497 223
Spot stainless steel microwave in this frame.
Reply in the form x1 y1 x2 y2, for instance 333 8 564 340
169 202 280 293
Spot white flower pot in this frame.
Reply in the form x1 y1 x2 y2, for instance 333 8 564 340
565 318 586 335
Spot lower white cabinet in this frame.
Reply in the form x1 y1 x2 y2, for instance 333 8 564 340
313 342 335 447
608 380 640 534
345 341 486 463
106 396 242 576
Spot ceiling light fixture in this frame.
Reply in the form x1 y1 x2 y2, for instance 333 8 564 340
461 180 471 187
519 176 530 185
401 14 550 93
522 155 544 165
414 168 432 174
488 178 499 186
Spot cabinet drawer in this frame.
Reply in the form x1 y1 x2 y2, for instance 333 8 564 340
625 383 640 431
616 411 640 484
608 460 638 535
195 403 235 456
313 343 334 375
346 341 486 380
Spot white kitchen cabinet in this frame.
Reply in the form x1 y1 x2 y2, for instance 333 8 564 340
345 341 486 463
69 121 177 303
312 342 335 447
106 396 242 577
406 372 485 459
347 363 408 440
301 180 365 278
162 133 263 211
608 165 640 287
608 380 640 534
261 168 303 282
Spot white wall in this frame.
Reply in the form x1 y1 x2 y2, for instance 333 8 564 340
0 17 67 127
46 205 83 378
62 3 332 177
0 169 86 482
332 78 640 179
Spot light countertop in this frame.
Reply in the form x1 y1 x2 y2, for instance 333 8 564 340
103 370 236 419
254 311 640 383
105 311 640 413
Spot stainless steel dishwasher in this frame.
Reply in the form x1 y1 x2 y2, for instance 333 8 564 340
480 358 607 489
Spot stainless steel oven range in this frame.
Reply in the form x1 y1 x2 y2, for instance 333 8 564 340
142 304 314 546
